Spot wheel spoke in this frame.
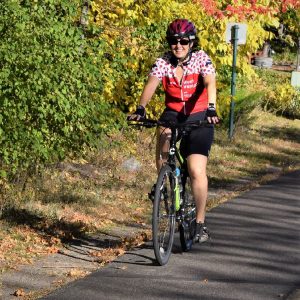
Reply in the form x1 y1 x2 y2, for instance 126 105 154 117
152 165 176 265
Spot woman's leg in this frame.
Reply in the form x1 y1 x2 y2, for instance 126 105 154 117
148 126 171 201
186 153 208 223
156 126 171 172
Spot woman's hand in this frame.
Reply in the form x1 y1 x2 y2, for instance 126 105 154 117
128 105 146 120
206 103 219 124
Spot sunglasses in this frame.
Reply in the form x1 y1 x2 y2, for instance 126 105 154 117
168 38 190 46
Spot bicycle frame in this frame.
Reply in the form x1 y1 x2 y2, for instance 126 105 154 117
163 126 186 213
162 127 188 212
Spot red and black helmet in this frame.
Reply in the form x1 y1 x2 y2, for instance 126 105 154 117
166 19 197 40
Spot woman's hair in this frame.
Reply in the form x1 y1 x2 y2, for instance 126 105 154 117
192 36 200 51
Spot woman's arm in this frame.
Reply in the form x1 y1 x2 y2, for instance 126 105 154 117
203 74 219 124
129 75 160 120
139 75 160 107
203 74 216 107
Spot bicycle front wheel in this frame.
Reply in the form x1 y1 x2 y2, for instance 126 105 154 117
152 165 176 266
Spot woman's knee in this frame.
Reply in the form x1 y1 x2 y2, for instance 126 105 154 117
156 127 171 163
189 167 207 181
157 128 171 151
187 154 207 180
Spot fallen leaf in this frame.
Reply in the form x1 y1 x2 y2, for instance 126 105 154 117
67 269 90 278
52 279 64 285
47 246 59 254
90 247 125 264
50 237 61 245
13 288 26 297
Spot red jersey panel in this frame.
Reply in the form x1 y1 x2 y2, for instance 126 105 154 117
149 50 215 114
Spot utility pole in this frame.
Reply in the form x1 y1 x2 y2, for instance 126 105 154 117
225 23 247 140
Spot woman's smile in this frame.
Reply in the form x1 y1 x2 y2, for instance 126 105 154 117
170 39 192 60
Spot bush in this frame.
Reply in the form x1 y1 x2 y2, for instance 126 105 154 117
217 86 264 128
264 84 300 118
272 49 297 65
255 69 300 118
0 0 118 179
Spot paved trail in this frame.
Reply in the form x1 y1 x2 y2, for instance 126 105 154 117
43 170 300 300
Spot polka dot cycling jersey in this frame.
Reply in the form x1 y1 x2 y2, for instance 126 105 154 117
149 50 216 115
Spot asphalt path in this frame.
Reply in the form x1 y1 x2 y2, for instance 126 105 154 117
43 170 300 300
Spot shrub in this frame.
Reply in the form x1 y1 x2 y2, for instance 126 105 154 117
264 84 300 118
217 86 264 128
254 69 300 118
0 0 117 179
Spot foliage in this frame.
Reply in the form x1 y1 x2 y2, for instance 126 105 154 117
264 84 300 118
90 0 298 118
1 0 299 181
277 5 300 49
272 49 297 65
0 0 118 179
252 69 300 119
217 85 264 126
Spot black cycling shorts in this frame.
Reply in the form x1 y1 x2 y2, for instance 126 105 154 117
159 108 214 157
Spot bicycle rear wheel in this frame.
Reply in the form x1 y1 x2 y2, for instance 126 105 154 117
179 175 196 252
152 165 176 266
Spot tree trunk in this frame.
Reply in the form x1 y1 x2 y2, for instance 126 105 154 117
261 42 270 57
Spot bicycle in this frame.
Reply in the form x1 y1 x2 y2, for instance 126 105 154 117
128 118 211 266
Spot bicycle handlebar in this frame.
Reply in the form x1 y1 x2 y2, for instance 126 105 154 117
127 117 210 129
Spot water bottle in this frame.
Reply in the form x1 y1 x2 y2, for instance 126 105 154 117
175 167 182 210
176 167 183 196
175 167 180 177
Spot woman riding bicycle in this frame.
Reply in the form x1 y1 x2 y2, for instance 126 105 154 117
129 19 219 243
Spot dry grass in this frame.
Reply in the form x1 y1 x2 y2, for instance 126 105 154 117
0 108 299 273
208 109 300 184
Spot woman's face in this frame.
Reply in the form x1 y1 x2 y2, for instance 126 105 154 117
169 37 192 61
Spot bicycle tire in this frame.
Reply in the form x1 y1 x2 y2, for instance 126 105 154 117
152 165 176 266
179 175 196 252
